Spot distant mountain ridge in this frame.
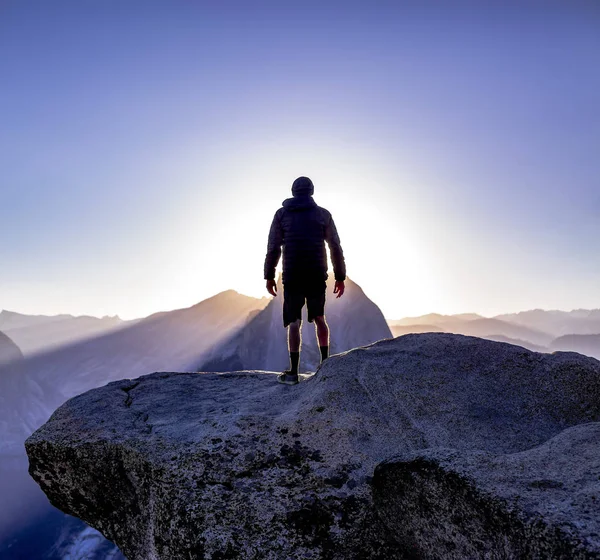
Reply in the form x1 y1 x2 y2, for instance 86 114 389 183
388 313 484 327
0 309 126 355
388 316 552 348
551 334 600 360
387 308 600 355
495 308 600 337
0 309 120 328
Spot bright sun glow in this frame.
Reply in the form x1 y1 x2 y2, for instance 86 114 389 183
149 140 448 321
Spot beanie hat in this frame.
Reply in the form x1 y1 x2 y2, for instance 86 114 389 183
291 176 314 197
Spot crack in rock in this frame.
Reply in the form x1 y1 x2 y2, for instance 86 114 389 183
121 381 152 433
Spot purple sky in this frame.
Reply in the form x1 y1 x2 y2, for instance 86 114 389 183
1 0 599 319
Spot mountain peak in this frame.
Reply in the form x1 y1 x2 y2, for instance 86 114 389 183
198 275 389 373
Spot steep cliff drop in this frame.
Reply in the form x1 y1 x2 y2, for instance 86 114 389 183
26 334 600 559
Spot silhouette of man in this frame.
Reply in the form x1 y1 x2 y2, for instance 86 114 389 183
264 176 346 385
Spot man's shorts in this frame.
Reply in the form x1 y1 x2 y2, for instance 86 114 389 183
282 278 326 328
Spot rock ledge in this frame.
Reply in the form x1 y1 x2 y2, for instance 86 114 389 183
26 334 600 559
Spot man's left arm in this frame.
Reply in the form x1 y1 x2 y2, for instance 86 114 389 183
325 214 346 282
325 213 346 298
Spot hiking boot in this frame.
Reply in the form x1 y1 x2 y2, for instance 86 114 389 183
277 370 299 385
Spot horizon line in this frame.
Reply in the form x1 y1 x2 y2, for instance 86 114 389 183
2 288 600 324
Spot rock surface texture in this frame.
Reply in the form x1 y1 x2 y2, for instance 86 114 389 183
26 334 600 559
374 423 600 559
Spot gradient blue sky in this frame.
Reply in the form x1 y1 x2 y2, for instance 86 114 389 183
1 0 599 319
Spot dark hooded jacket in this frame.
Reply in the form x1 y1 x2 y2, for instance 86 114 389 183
263 195 346 284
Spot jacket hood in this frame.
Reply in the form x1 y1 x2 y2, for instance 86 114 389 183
282 196 317 211
292 176 315 197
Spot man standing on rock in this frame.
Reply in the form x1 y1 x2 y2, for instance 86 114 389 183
264 176 346 385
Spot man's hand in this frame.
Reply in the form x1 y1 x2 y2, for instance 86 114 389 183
266 279 277 297
334 280 345 298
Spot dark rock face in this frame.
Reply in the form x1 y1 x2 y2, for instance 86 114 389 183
199 276 392 373
0 329 23 366
25 334 600 559
0 332 52 454
374 423 600 559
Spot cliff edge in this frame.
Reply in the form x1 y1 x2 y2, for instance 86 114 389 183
25 334 600 559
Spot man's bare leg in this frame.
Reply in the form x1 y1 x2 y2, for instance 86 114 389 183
314 315 330 362
287 318 302 374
